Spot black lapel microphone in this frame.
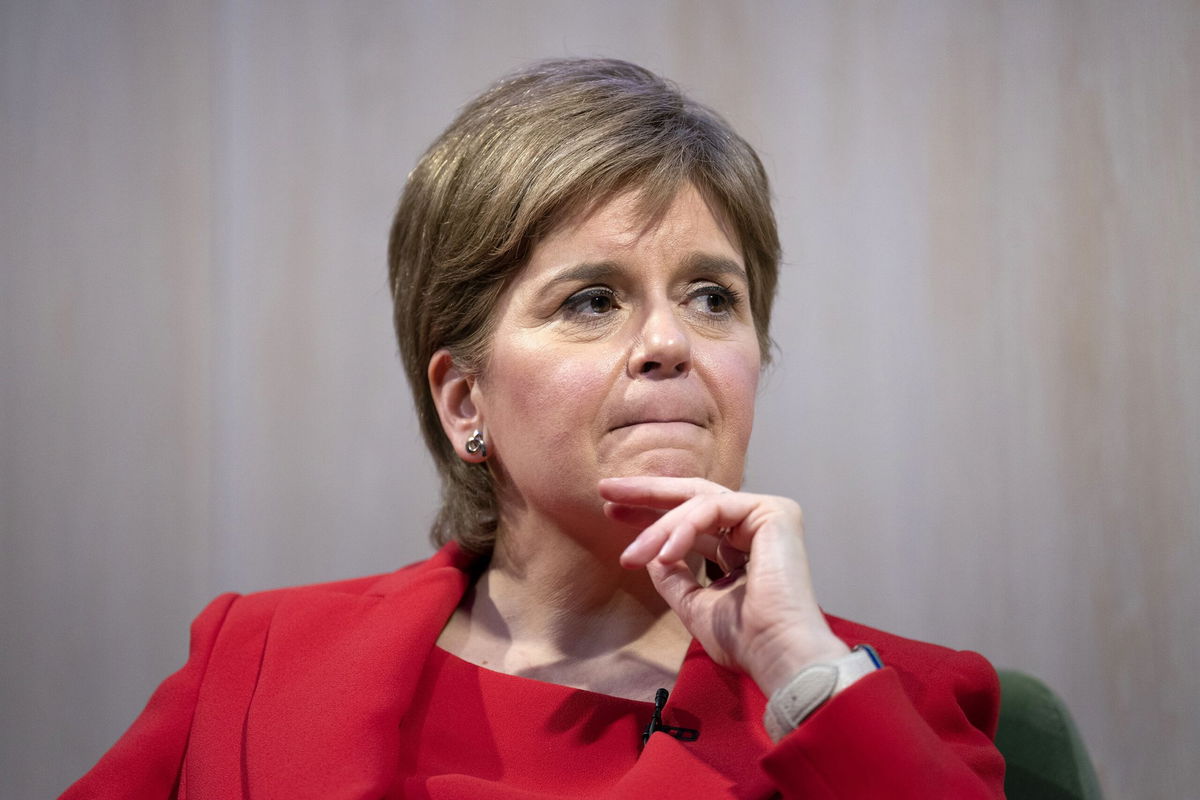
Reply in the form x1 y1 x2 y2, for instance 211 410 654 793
641 688 700 747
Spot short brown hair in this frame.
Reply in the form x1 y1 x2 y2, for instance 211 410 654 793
388 58 781 556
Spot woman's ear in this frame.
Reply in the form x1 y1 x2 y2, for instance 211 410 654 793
428 349 487 462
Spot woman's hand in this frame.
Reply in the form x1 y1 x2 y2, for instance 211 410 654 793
599 476 850 697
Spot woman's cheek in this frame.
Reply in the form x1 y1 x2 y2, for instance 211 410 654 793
490 344 615 457
701 341 761 406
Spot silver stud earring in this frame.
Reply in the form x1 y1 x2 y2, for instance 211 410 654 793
465 429 487 458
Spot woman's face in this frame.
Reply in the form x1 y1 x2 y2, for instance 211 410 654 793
471 183 761 529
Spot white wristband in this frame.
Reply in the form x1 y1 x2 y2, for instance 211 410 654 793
762 644 882 742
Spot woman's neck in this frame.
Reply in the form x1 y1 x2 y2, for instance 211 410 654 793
436 512 696 700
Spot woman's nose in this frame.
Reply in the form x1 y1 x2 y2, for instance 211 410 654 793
628 307 692 378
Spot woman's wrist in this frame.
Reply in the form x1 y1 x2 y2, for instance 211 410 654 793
747 628 852 697
762 645 884 741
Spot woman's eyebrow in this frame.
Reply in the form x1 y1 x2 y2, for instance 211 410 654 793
542 261 623 289
541 253 746 291
680 253 748 282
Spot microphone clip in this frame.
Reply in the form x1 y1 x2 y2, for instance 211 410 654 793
641 688 700 747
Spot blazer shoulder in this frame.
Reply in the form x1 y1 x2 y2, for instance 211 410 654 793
212 542 473 622
826 613 1000 729
826 613 996 681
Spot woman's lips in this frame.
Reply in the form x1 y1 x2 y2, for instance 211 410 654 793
608 420 708 442
610 417 705 431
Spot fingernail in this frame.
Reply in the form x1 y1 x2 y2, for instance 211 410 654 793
710 567 745 588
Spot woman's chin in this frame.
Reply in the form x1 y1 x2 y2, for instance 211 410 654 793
610 448 711 479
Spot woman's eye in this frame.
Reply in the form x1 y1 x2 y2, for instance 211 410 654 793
587 294 614 313
689 284 741 316
563 287 619 319
701 292 729 313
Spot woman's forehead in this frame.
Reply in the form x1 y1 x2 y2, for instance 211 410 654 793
533 182 743 265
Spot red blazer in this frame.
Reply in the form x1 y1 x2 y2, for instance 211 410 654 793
63 544 1005 799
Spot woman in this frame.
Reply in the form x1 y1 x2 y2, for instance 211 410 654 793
64 58 1005 799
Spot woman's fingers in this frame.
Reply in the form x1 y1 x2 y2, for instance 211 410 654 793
715 534 749 572
605 499 727 564
602 476 731 568
598 475 729 508
607 478 841 689
602 502 663 529
618 492 762 568
643 557 703 615
603 476 722 567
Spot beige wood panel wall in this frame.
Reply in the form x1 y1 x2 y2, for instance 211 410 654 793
2 2 1196 797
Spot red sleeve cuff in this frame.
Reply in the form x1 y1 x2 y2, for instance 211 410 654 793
761 665 1005 799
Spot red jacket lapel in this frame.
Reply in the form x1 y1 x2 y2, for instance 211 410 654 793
186 547 472 799
612 639 775 798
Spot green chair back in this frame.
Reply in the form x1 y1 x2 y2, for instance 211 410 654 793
995 669 1103 800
